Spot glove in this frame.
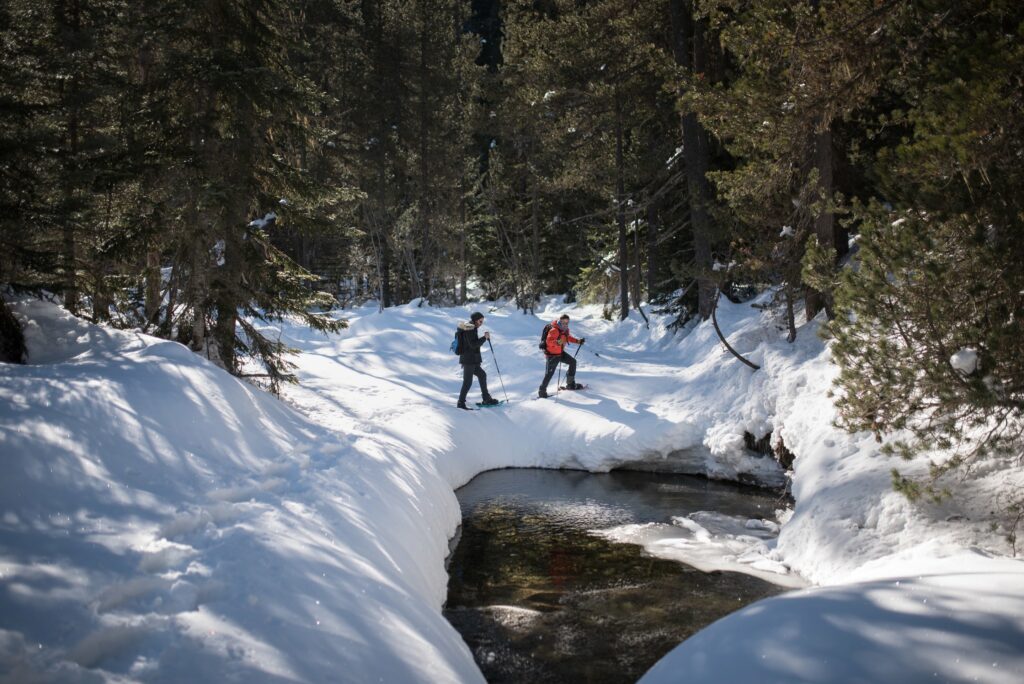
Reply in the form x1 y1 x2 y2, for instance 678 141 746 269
579 337 586 344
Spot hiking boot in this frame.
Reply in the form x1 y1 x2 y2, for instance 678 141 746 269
565 381 584 390
457 401 471 410
538 388 549 398
480 397 500 406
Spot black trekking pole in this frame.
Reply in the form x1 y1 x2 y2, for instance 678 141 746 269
487 338 509 403
556 352 562 397
561 340 584 391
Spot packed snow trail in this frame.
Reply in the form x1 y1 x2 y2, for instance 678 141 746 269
276 297 787 489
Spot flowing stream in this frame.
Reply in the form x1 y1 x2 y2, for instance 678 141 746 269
444 468 790 683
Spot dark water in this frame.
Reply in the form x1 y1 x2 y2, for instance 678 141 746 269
444 468 787 684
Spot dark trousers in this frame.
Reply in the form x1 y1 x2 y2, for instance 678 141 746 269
541 352 576 390
458 363 490 404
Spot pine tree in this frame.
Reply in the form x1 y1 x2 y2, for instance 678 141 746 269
0 1 49 294
694 0 907 335
494 0 670 317
825 0 1024 496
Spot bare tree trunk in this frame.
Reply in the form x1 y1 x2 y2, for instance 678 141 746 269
712 289 760 371
614 91 629 321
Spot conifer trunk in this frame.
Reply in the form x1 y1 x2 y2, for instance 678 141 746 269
62 217 77 315
633 213 643 309
669 0 715 320
188 240 206 352
530 178 539 311
805 126 835 321
144 244 161 328
92 257 110 322
363 0 392 309
614 91 629 321
381 237 392 308
59 0 82 315
213 227 241 372
417 0 432 304
646 200 659 298
459 191 467 305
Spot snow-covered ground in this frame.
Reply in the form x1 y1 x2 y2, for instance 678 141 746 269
1 293 1022 682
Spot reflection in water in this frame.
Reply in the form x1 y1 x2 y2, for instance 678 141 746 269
444 468 787 684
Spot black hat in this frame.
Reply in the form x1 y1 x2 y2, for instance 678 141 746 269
470 311 485 322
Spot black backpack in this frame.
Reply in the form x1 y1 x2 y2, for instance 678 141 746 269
538 323 554 351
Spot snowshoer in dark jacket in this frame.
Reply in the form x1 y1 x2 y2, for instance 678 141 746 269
539 314 585 398
457 312 499 410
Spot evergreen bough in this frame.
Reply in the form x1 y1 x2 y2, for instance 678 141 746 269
827 205 1023 501
822 0 1024 510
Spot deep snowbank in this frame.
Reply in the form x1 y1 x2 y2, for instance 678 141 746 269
0 298 477 683
2 292 1022 683
640 553 1024 684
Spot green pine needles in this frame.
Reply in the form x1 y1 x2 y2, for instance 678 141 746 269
826 206 1024 502
818 0 1024 505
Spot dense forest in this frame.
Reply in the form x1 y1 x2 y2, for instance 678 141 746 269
1 1 1022 491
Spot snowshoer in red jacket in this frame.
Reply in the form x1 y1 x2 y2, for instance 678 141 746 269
539 314 585 398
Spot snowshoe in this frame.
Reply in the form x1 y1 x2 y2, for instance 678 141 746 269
456 403 475 411
476 399 505 408
559 383 588 391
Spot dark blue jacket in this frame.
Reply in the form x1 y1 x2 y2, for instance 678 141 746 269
456 322 485 365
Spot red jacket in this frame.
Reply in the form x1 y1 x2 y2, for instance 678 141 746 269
545 320 579 355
